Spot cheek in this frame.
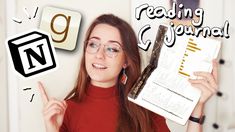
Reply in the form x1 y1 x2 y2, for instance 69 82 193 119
85 52 92 63
85 53 91 70
109 55 125 72
110 63 123 74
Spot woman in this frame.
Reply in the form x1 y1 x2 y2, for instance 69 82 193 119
38 14 218 132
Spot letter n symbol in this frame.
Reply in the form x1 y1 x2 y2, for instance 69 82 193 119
24 44 46 69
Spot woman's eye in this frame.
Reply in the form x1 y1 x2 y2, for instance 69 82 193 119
88 42 98 48
107 47 119 52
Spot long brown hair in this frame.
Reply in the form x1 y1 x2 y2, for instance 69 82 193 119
65 14 154 132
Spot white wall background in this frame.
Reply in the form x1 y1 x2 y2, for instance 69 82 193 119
1 0 234 132
0 0 8 132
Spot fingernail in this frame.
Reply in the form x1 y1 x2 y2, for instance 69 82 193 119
38 81 41 85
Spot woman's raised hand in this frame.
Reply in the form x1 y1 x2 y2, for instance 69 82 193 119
38 81 67 132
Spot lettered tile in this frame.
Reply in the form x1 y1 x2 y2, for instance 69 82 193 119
40 6 82 51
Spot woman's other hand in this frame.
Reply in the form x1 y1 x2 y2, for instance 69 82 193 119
189 60 218 105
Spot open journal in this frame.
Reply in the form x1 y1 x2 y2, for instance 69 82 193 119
128 25 221 125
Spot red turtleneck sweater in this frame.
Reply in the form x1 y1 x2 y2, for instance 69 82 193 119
60 84 170 132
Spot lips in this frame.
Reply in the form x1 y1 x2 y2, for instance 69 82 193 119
92 63 107 69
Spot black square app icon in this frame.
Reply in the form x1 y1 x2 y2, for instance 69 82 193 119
6 29 58 78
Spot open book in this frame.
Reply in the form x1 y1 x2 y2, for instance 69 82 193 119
128 25 221 125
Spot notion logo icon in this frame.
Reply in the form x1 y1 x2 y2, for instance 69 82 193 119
6 29 58 78
40 6 82 51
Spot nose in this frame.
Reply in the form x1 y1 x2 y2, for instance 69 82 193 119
95 46 105 59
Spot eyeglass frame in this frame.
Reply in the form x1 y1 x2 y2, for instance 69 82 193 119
85 38 124 58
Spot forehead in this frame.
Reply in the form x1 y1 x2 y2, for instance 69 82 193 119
89 24 122 44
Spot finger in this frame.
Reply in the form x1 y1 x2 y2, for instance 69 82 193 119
44 99 67 111
190 83 208 94
38 81 49 105
189 79 218 93
43 103 66 116
63 101 67 108
189 79 212 92
193 72 217 89
43 107 64 121
43 103 66 121
212 59 218 83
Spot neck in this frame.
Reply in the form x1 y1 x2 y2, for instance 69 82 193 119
90 80 116 88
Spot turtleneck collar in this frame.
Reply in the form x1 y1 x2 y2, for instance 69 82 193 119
86 83 118 99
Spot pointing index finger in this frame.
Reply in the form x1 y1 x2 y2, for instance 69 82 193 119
38 81 49 105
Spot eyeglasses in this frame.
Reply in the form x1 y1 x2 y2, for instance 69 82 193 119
85 39 123 58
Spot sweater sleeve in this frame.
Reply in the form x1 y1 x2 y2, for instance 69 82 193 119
152 113 170 132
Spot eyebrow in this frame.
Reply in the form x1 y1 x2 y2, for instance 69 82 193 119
89 36 122 46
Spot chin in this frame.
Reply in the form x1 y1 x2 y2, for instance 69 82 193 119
90 76 107 82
